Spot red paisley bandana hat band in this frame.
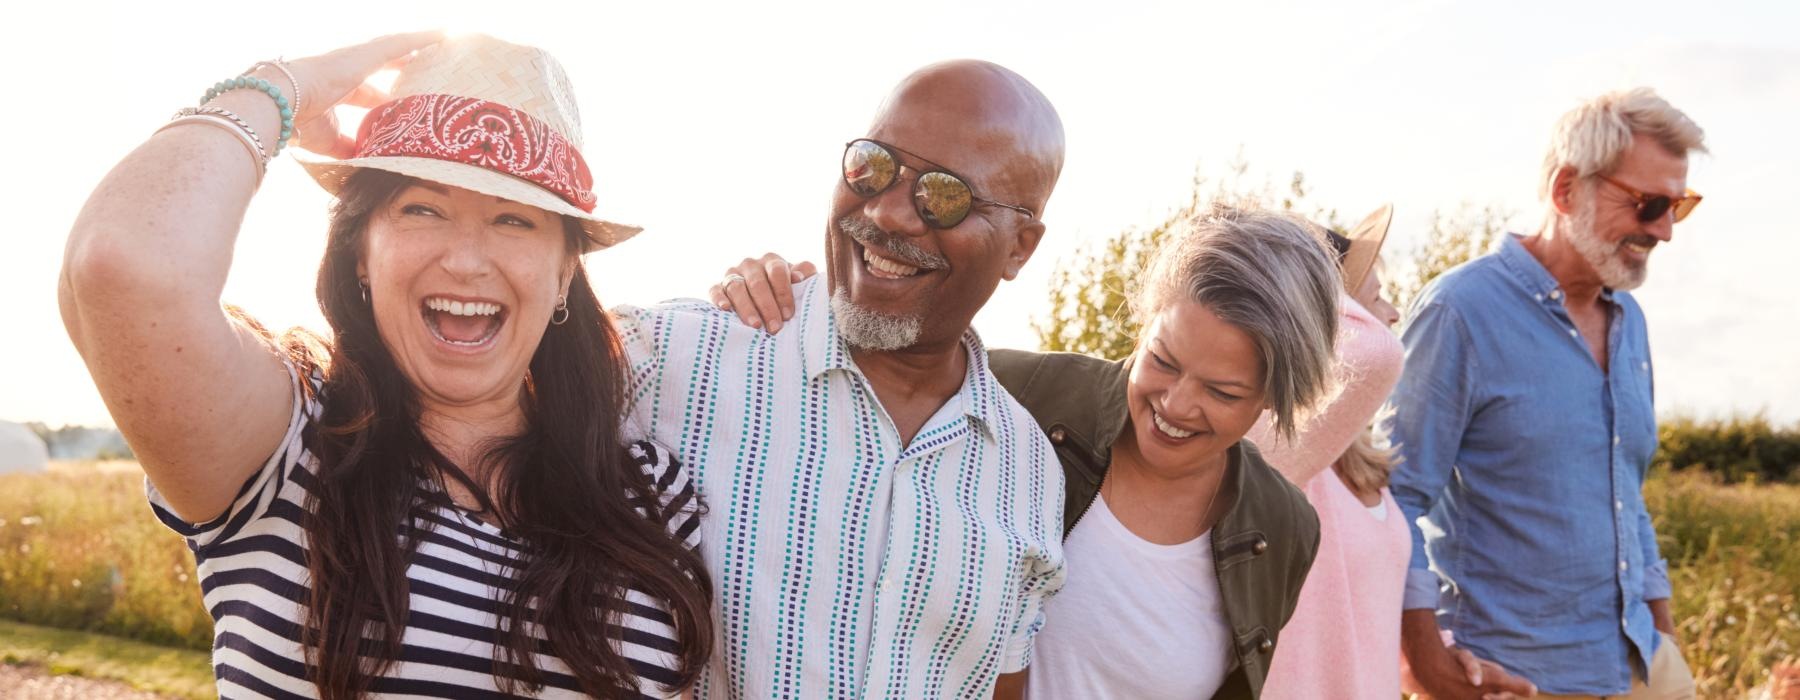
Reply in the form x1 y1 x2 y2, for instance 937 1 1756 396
298 34 639 253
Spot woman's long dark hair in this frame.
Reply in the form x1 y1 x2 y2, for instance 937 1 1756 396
288 169 710 698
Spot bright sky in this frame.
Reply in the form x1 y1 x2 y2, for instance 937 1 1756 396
3 0 1796 427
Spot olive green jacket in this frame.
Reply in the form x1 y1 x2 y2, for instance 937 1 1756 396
989 349 1321 700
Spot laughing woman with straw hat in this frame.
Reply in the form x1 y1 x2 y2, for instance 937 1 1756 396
59 33 711 698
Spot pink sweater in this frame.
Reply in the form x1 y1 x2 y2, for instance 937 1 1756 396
1250 293 1412 699
1246 292 1403 487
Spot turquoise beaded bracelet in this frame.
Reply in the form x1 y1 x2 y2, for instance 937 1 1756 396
201 76 293 156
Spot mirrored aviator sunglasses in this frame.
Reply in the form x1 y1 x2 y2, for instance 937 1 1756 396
1599 174 1703 223
841 139 1034 229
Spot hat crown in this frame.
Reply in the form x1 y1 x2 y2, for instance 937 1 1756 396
388 34 584 149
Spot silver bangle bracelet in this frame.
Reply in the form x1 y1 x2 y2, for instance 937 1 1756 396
157 114 269 182
174 106 270 163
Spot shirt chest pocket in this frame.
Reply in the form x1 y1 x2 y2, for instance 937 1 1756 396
1613 355 1658 465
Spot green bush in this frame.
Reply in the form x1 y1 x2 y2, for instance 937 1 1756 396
1657 414 1800 484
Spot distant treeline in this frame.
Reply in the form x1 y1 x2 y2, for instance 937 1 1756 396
22 423 133 461
1657 414 1800 484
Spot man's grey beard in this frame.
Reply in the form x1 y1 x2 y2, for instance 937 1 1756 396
1565 194 1648 290
831 288 921 352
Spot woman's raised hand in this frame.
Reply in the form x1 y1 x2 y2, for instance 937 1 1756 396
275 32 445 158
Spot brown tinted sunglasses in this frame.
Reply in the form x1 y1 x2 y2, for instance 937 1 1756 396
1598 174 1703 223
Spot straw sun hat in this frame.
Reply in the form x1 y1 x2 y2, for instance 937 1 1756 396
1339 204 1394 294
298 34 639 252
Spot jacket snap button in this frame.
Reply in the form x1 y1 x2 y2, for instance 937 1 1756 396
1252 538 1269 555
1049 427 1067 444
1258 638 1273 654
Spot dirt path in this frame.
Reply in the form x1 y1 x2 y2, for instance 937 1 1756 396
0 663 180 700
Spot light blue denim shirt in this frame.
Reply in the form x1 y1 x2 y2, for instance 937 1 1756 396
1388 234 1669 696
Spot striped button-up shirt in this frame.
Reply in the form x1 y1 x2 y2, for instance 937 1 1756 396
615 277 1066 700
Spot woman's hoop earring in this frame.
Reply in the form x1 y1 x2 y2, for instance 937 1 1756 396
358 278 370 304
551 294 569 325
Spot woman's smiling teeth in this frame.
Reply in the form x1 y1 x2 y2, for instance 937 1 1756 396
1152 410 1198 439
864 246 922 278
422 296 505 347
426 298 501 316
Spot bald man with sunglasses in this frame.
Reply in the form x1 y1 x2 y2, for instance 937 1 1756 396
614 61 1065 699
1390 88 1706 700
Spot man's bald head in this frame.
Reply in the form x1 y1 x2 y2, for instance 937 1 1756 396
824 61 1064 356
866 60 1065 214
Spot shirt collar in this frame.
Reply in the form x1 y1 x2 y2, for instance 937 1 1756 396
800 277 1006 439
801 278 854 381
1497 233 1618 307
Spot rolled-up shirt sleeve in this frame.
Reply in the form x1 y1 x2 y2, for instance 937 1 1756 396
1001 463 1068 674
1387 300 1478 611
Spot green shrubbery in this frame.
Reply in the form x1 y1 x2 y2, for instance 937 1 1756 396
1658 414 1800 484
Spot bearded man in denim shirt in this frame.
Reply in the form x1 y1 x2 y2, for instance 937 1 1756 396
1390 88 1707 700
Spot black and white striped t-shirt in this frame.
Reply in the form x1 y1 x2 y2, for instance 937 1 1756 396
148 367 700 699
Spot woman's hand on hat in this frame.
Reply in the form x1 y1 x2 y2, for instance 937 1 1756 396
279 31 446 159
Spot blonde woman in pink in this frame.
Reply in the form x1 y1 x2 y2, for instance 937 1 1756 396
1256 206 1517 699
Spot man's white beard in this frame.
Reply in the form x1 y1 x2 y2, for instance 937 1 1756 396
1565 196 1648 290
831 288 922 351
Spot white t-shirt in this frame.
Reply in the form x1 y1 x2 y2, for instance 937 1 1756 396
1026 494 1235 699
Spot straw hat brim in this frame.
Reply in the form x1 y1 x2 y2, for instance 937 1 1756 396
296 155 641 253
1341 203 1394 294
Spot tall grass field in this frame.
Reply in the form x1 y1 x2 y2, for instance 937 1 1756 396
2 460 1796 697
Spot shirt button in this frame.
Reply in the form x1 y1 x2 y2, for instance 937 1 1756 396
1252 537 1269 556
1049 427 1067 445
1258 638 1274 654
1614 436 1622 446
1569 329 1579 338
1641 361 1650 371
1534 293 1545 302
1616 500 1624 511
1620 560 1629 571
1550 290 1563 300
880 577 893 592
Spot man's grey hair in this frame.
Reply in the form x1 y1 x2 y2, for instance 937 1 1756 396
1539 87 1707 202
1132 203 1341 440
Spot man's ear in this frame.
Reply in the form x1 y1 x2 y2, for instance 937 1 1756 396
1550 166 1583 216
1001 219 1046 281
